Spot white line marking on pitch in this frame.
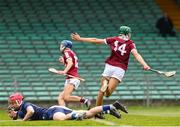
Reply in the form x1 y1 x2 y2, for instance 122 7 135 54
0 120 22 122
0 120 180 127
23 125 180 127
90 118 117 126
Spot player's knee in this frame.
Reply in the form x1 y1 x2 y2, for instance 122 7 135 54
58 94 64 100
56 117 66 121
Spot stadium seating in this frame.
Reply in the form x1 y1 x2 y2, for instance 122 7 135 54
0 0 179 102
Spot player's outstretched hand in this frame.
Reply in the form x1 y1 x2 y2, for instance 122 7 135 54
71 32 81 41
8 107 18 120
143 65 151 71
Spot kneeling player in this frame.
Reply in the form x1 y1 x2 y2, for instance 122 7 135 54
8 92 128 121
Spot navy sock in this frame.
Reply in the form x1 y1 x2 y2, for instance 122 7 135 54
102 105 110 112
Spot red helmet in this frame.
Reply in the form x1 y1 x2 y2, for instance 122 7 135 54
9 92 24 102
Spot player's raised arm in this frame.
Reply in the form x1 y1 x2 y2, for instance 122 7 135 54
22 106 35 121
131 49 151 70
71 33 104 44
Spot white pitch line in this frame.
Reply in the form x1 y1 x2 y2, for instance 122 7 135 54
0 120 180 127
0 126 115 127
0 125 180 127
0 125 113 127
90 118 117 126
0 120 21 122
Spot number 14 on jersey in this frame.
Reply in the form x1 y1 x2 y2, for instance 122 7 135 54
114 41 126 56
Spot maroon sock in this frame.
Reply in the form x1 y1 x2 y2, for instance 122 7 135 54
80 97 85 103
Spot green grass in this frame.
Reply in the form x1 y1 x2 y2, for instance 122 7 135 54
108 106 180 126
0 106 180 126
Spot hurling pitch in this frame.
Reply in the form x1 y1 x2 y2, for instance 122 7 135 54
0 106 180 126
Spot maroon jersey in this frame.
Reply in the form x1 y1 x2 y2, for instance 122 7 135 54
104 37 136 70
63 49 79 79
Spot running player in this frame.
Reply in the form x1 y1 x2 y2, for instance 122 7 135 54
71 26 151 118
57 40 91 109
8 93 127 121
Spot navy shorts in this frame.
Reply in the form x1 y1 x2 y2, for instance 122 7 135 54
46 106 73 120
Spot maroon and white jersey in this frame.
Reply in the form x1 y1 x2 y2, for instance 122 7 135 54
63 49 79 79
104 37 136 70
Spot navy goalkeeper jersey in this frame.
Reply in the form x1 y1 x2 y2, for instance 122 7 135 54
17 101 48 120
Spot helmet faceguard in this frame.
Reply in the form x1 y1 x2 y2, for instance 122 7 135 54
7 105 18 120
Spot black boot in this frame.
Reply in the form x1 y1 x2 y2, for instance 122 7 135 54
95 112 105 119
112 101 128 113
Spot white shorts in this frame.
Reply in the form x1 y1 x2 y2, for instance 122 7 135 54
64 78 80 90
102 64 125 82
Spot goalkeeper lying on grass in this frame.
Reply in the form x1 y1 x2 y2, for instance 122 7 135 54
8 92 128 121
